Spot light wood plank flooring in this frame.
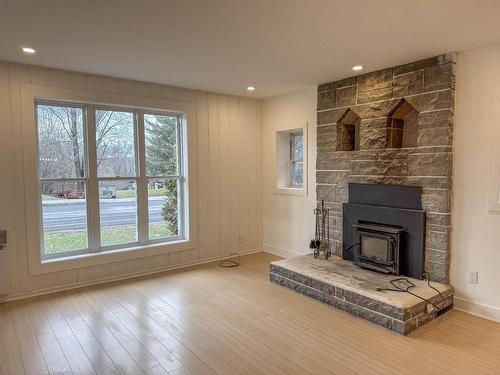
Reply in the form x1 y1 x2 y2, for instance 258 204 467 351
1 252 499 375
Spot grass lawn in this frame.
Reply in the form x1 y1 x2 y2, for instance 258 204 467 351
116 188 167 198
44 224 173 255
42 194 62 201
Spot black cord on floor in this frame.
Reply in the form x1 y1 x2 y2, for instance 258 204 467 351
377 272 450 312
423 271 450 307
219 252 241 268
341 243 450 312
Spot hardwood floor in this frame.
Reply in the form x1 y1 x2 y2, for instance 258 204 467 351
1 252 499 375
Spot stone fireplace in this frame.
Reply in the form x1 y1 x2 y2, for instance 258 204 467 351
269 54 455 335
316 54 455 283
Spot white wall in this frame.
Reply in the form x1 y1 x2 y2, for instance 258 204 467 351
452 43 500 321
262 87 317 257
0 62 262 300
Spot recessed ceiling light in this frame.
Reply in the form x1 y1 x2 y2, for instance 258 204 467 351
247 86 256 92
352 65 363 71
21 47 36 54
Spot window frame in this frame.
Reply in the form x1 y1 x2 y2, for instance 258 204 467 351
141 109 185 245
36 100 187 260
35 100 91 259
21 84 198 275
275 124 308 196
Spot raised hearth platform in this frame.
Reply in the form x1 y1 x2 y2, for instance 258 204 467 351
270 255 453 335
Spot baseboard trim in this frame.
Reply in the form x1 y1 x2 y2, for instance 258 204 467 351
0 248 263 303
263 243 307 259
454 296 500 323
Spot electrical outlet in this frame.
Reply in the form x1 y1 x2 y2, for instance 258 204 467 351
237 234 244 243
469 270 479 284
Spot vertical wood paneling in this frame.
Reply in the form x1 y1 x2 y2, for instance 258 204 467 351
229 96 240 252
207 93 221 258
253 100 263 250
0 63 17 294
9 64 35 294
239 99 251 251
0 61 262 300
219 95 231 255
195 92 210 257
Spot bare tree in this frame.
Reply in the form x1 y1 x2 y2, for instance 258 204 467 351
38 105 84 179
95 110 135 177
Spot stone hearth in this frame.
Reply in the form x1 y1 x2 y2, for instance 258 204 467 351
270 255 453 335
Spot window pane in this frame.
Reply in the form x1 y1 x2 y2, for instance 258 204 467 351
36 104 85 178
148 178 179 239
144 114 178 176
291 162 303 187
96 110 136 177
99 180 137 247
293 134 304 161
41 181 88 255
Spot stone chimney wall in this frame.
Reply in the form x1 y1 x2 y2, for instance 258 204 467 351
316 54 455 283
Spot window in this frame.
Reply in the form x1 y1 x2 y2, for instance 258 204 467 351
276 126 307 195
36 101 187 258
289 132 304 187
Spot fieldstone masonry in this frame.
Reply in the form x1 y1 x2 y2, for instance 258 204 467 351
316 54 455 283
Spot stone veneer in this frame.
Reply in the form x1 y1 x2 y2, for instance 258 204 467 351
316 54 455 283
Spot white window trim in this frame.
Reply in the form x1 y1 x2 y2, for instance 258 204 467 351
21 84 198 275
275 123 308 196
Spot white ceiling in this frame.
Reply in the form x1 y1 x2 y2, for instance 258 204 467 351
1 0 500 98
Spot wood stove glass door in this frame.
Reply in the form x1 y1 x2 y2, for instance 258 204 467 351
360 235 391 262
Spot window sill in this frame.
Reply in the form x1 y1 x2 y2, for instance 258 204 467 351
30 238 195 275
275 187 307 196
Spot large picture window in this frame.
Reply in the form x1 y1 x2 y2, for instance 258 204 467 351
36 101 186 258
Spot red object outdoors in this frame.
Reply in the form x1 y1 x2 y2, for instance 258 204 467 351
58 189 85 199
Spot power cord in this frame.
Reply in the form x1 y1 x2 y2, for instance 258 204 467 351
422 271 450 308
219 252 241 268
344 242 359 253
376 272 450 311
342 243 451 312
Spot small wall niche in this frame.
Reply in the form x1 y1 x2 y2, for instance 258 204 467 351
336 109 360 151
387 99 418 148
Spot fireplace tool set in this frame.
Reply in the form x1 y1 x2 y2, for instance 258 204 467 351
310 200 331 259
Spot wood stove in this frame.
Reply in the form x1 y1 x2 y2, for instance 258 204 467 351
354 223 403 275
343 183 426 279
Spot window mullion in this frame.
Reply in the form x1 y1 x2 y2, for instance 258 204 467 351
136 110 148 244
86 105 101 251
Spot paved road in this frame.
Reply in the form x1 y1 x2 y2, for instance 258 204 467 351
43 197 166 232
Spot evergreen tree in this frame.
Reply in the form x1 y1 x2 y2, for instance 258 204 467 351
145 116 178 176
161 179 178 235
145 115 179 235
